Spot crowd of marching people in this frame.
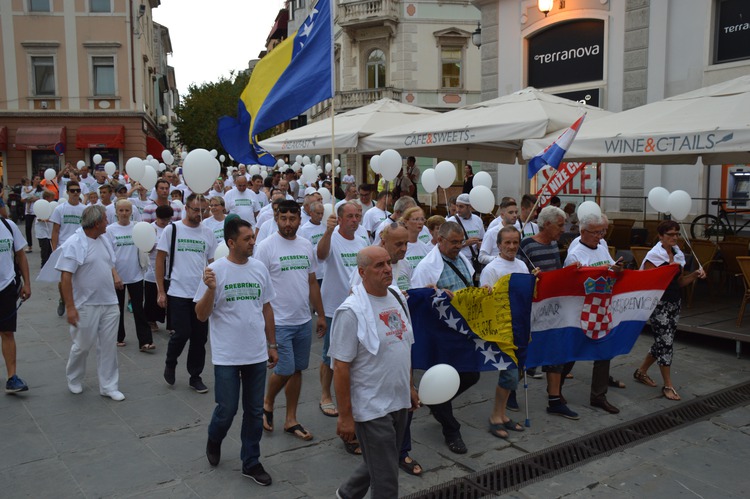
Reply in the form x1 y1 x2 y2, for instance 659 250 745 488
0 157 705 496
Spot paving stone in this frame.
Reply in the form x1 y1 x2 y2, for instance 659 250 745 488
0 457 82 498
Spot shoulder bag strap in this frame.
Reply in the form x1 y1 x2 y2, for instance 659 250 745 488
167 222 176 280
454 216 479 260
441 258 472 288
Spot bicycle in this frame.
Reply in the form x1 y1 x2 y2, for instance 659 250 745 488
690 198 750 241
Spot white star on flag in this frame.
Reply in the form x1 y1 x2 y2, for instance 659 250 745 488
444 314 461 330
480 346 499 364
492 359 512 371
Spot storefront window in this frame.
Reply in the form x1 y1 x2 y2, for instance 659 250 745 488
31 150 60 178
90 148 119 170
714 0 750 64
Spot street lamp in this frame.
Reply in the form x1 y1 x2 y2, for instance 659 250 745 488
158 115 168 126
471 22 482 48
538 0 553 16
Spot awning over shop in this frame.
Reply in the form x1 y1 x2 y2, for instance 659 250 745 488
75 125 125 149
0 127 7 151
14 126 66 151
146 136 165 158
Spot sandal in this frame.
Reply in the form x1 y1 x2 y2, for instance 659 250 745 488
263 409 273 432
662 386 681 401
343 439 362 455
633 369 657 387
116 341 126 347
284 423 313 441
502 419 525 432
399 456 423 476
488 420 509 439
139 344 156 352
608 376 626 389
319 402 338 417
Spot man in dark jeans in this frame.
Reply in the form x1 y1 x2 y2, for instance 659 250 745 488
155 194 217 393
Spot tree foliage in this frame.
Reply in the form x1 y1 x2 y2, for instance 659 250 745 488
173 71 250 155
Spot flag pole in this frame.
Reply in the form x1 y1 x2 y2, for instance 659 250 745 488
331 97 336 206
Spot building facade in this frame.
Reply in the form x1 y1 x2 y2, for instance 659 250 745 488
473 0 750 218
0 0 177 186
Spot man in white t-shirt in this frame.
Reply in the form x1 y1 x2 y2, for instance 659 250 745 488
224 176 259 227
563 212 624 416
479 199 520 264
0 216 31 393
195 217 277 486
156 194 217 393
341 168 355 187
254 200 326 441
479 226 529 439
105 199 153 351
298 201 327 287
317 202 369 417
330 245 418 498
248 174 268 212
56 205 124 401
513 194 540 238
361 191 390 241
447 193 485 262
51 181 86 317
355 184 376 217
334 184 358 213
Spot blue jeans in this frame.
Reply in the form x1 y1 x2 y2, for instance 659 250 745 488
208 362 267 469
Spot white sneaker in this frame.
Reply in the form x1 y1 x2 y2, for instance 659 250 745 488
68 383 83 394
101 390 125 401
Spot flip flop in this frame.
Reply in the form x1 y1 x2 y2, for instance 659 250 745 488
284 423 313 441
343 439 362 455
319 402 338 417
399 456 423 476
116 342 126 347
488 420 509 439
263 409 273 432
662 386 681 401
633 369 657 387
139 344 156 352
502 419 525 432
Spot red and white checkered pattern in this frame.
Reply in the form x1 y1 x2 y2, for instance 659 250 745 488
581 295 612 339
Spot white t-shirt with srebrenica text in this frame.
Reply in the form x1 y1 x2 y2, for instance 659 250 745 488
105 222 144 284
156 221 217 299
50 202 85 247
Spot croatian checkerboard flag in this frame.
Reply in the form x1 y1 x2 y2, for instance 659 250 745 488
527 114 586 179
526 265 679 366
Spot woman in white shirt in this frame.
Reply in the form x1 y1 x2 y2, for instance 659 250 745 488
402 207 430 270
202 196 227 248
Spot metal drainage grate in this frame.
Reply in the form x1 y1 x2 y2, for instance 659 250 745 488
403 380 750 499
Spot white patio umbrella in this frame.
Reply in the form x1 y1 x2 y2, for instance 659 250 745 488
357 88 611 162
258 98 438 155
523 75 750 165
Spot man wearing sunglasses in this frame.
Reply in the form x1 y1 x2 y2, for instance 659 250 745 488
50 181 86 316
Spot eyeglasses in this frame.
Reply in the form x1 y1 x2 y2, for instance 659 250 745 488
584 229 607 236
68 189 81 193
186 205 203 213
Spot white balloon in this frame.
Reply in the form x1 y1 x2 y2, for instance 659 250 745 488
435 161 456 188
182 149 220 193
291 162 301 173
161 150 172 164
334 159 340 168
260 170 268 179
140 166 158 190
317 168 323 175
104 161 116 176
577 201 602 219
125 157 145 182
418 364 460 405
214 241 229 260
295 155 303 164
171 199 184 210
421 168 438 193
325 163 332 173
157 162 166 172
647 187 671 213
322 202 334 221
379 149 403 181
210 149 218 158
469 186 495 214
76 160 86 169
33 199 52 220
44 168 56 181
92 154 102 165
228 154 234 161
219 155 225 163
318 187 332 204
667 190 692 221
370 155 381 174
314 155 321 164
303 164 318 182
48 201 59 211
473 171 493 189
248 165 261 176
275 159 284 169
132 222 156 252
302 156 311 165
336 167 341 174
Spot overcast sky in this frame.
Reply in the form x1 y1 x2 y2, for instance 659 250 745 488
153 0 287 96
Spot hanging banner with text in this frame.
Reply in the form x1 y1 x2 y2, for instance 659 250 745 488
535 162 593 208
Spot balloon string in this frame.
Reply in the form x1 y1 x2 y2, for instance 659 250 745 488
443 188 449 213
679 224 702 271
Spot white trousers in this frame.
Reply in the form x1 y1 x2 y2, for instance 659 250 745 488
66 304 120 393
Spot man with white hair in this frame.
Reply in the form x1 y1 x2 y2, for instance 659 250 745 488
224 175 259 227
520 205 578 420
563 212 624 415
56 205 124 401
372 196 418 245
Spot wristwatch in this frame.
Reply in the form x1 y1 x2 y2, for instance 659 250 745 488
268 343 278 349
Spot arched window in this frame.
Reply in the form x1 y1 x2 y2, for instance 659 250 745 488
366 49 386 89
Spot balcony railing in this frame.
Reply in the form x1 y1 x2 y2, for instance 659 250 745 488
338 0 399 26
337 87 403 109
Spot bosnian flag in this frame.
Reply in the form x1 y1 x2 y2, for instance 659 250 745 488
527 114 586 179
526 265 679 366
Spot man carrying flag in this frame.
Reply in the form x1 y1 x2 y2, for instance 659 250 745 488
218 0 333 165
527 114 585 179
